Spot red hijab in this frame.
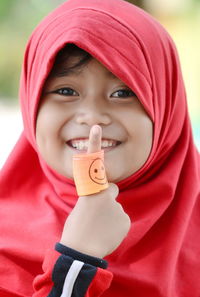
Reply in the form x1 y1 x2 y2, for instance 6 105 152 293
0 0 199 296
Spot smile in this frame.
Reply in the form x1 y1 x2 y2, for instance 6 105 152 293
95 176 106 180
67 138 121 151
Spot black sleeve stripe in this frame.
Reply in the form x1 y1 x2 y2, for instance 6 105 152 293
60 260 84 297
48 254 97 297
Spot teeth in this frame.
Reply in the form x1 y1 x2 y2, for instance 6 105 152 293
102 140 116 148
71 140 89 150
70 139 117 150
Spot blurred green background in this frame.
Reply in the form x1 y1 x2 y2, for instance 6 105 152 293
0 0 199 149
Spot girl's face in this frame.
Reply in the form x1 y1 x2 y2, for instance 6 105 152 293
36 57 153 182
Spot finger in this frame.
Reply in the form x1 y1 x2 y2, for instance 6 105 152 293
108 183 119 199
87 125 102 153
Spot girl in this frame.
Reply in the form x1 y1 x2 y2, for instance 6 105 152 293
0 0 199 296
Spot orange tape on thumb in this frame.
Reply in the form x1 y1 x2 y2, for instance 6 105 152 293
73 150 108 196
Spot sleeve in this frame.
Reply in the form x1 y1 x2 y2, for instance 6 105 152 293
33 243 113 297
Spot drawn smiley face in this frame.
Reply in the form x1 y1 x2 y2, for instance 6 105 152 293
89 158 107 185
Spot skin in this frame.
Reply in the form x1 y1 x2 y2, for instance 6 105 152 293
60 126 131 257
36 58 153 183
36 57 153 257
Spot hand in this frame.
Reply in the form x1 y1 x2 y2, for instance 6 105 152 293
60 125 131 258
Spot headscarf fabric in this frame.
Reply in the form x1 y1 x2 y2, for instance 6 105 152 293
0 0 199 296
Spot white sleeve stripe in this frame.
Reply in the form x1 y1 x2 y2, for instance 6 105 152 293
60 260 85 297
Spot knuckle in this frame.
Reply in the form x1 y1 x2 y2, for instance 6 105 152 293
108 183 119 198
124 214 131 230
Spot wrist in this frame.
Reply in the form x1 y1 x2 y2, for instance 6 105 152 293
59 239 106 259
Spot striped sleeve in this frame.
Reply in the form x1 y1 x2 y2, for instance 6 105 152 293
33 243 113 297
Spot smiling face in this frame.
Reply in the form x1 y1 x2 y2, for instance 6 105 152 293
89 158 107 185
36 46 153 182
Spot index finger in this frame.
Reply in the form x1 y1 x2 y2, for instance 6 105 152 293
87 125 102 153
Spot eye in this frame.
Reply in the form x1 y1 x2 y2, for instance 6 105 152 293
54 87 79 96
111 89 136 98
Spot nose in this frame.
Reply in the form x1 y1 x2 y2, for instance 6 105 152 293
75 98 112 126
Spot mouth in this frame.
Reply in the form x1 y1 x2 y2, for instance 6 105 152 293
95 176 106 180
66 138 121 152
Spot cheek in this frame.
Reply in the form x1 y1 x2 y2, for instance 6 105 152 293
36 103 67 138
128 115 153 165
35 105 61 153
120 113 153 175
131 113 153 143
36 113 51 146
124 104 153 141
141 116 153 149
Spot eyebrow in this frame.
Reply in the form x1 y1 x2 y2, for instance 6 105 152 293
106 71 118 79
51 63 118 80
52 67 83 78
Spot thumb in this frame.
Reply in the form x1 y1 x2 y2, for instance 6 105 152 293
107 183 119 200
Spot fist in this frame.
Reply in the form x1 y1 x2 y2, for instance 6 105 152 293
60 183 131 258
60 125 131 258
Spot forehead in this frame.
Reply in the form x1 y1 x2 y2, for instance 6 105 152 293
50 53 118 80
